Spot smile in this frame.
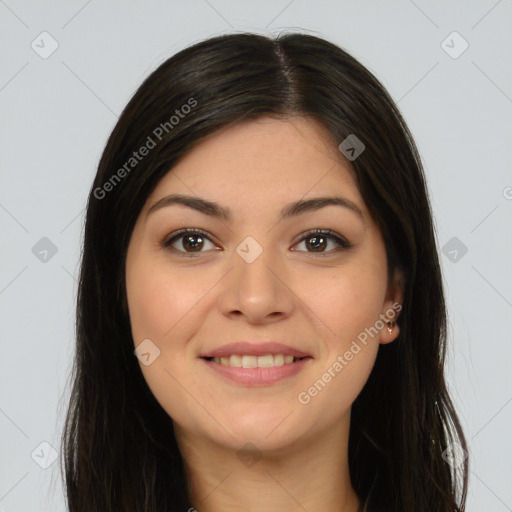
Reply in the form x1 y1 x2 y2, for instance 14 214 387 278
205 354 307 368
201 355 312 386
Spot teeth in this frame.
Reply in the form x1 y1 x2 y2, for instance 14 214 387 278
229 354 242 367
242 355 258 368
211 354 301 368
274 354 284 366
257 355 273 368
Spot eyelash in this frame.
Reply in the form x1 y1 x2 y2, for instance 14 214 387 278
160 228 353 257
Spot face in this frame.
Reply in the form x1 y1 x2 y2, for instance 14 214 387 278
125 116 402 452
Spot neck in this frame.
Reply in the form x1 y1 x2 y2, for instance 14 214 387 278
175 415 362 512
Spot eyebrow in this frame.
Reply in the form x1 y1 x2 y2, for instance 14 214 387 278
146 193 365 223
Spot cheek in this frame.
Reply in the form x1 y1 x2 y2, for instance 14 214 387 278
295 268 383 418
297 263 386 346
126 271 170 344
292 253 386 414
126 258 211 424
126 258 207 344
296 347 378 428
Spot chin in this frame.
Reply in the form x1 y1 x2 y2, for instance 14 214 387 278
209 410 307 450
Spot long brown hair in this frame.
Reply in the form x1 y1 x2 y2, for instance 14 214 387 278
61 32 469 511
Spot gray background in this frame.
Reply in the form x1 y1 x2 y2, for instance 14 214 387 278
1 1 511 510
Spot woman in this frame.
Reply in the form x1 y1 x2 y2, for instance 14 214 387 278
61 32 469 511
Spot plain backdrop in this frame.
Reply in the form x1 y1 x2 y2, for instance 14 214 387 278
1 1 511 511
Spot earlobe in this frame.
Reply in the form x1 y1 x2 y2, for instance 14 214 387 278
379 318 400 345
378 266 405 345
379 283 403 345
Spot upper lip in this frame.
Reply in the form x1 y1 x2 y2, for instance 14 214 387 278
200 342 312 359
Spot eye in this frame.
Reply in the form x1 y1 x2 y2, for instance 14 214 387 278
161 228 353 257
161 228 218 256
292 229 353 255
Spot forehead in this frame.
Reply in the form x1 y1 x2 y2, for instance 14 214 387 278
146 116 364 216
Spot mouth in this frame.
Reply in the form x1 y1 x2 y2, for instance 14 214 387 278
200 354 313 386
201 354 311 368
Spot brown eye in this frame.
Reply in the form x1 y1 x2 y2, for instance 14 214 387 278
161 228 352 257
180 234 205 252
162 229 217 255
304 235 328 252
293 229 352 254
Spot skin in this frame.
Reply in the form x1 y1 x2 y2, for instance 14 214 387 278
125 116 404 512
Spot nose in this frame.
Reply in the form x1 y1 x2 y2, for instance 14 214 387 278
217 240 296 324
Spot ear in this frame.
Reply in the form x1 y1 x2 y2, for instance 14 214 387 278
379 267 405 345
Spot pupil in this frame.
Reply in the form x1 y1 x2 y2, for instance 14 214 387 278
184 235 203 251
308 236 326 252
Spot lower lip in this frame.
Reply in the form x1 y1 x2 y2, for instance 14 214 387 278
201 357 312 386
